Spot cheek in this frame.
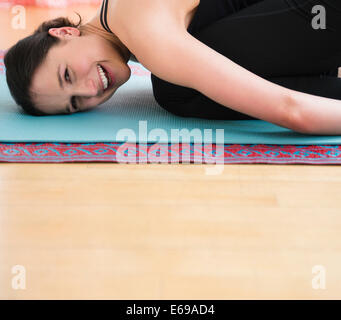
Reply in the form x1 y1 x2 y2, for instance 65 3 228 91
72 55 95 75
81 95 104 108
90 40 113 59
123 64 132 81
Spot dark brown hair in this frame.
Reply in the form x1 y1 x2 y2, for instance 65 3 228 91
4 13 132 116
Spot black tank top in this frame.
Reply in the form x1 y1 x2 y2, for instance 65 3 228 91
99 0 112 34
99 0 262 61
100 0 263 34
99 0 249 36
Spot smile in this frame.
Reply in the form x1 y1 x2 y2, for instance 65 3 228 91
97 64 111 91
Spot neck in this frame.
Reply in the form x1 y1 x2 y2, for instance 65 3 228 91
81 22 132 63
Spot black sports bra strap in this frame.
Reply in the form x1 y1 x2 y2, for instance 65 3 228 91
100 0 114 33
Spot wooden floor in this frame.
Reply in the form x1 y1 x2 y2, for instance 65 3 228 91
1 163 340 299
1 5 341 300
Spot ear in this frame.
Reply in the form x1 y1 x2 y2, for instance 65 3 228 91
48 27 80 39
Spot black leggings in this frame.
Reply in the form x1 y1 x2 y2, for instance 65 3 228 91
150 0 341 120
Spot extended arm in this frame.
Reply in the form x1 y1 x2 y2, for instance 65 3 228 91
134 29 298 130
129 26 341 135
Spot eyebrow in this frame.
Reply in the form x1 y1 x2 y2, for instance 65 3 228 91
57 65 72 114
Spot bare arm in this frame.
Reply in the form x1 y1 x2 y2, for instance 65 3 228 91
286 91 341 135
130 26 341 135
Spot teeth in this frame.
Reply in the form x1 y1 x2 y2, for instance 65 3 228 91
97 64 108 90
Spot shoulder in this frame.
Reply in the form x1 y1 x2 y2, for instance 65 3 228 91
130 28 204 89
90 0 198 45
112 0 198 62
96 0 188 31
89 0 202 85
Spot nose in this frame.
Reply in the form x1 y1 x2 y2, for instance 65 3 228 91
74 79 99 97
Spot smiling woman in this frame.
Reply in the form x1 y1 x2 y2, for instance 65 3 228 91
4 13 132 115
5 0 341 135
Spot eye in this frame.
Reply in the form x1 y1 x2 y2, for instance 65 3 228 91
64 68 71 83
64 68 78 113
71 96 78 111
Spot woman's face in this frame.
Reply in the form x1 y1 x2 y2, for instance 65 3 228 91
30 27 131 115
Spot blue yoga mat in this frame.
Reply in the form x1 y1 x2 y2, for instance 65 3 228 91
1 61 341 145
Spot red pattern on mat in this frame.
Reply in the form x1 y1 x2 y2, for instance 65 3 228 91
0 142 341 164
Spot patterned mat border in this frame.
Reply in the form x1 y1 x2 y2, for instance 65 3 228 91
0 142 341 164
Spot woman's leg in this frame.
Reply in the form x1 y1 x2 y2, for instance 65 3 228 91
151 0 341 120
